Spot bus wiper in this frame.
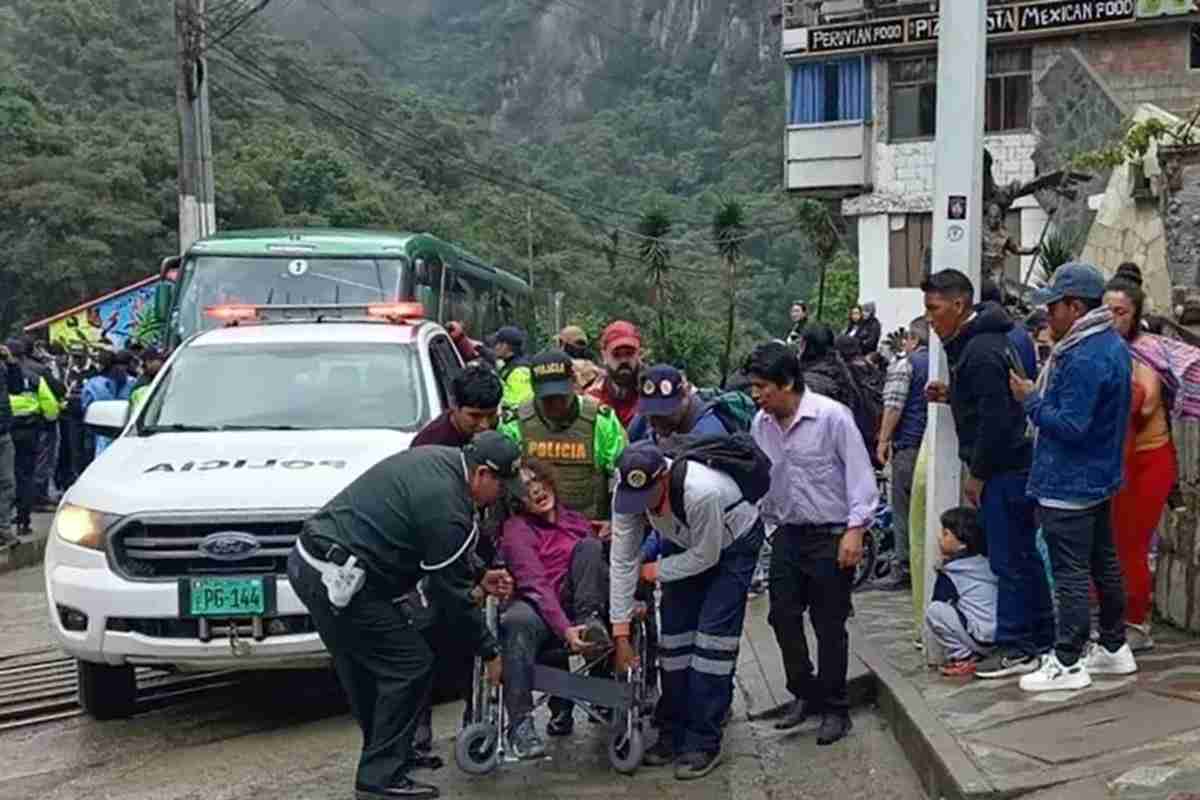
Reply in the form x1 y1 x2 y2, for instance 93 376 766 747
141 424 221 435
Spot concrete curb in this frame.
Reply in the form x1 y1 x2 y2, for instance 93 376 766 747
850 619 1000 800
0 533 48 574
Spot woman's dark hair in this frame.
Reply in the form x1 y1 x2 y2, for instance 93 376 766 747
1104 276 1145 342
848 305 862 319
800 322 836 362
520 457 559 506
1115 262 1143 287
940 506 987 557
451 364 503 409
742 341 804 390
834 335 862 360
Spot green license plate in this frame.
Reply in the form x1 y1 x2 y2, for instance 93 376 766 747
186 577 265 617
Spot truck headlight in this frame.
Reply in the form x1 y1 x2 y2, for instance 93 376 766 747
55 504 120 551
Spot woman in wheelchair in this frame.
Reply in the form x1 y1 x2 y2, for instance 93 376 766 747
498 458 613 760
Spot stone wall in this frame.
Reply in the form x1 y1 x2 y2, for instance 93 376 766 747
1156 417 1200 631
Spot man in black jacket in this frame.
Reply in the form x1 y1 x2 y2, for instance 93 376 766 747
288 431 522 800
0 344 20 546
923 269 1053 679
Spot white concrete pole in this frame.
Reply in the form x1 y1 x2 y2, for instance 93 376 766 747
922 1 987 662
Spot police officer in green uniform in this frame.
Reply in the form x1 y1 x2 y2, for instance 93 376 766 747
6 338 60 537
287 431 523 800
499 350 626 522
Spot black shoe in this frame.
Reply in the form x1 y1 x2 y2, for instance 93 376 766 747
773 699 814 732
405 755 444 771
674 748 723 780
816 714 852 746
546 707 574 737
642 738 676 767
974 649 1039 679
355 778 440 799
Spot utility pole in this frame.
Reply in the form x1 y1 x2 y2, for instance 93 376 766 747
176 0 216 255
526 204 535 290
923 2 987 662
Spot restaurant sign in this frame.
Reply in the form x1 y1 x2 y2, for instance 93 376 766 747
805 0 1141 55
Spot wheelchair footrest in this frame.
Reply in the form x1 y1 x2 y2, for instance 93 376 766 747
532 666 635 710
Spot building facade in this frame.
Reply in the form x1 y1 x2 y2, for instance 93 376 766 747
779 0 1200 336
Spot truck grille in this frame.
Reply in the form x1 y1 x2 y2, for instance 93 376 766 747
110 519 302 580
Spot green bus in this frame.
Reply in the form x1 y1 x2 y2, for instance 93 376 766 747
156 229 531 347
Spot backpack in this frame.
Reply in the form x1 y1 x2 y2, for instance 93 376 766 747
694 388 757 433
662 433 772 528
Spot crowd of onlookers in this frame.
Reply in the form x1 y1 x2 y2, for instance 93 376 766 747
785 259 1185 692
1 336 164 544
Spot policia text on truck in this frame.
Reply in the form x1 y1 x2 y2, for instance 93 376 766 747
287 431 525 800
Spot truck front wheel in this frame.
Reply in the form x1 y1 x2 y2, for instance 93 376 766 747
77 660 136 720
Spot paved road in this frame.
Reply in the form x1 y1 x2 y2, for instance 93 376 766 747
0 565 926 800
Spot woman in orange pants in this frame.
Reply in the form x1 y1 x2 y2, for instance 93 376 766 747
1105 277 1177 653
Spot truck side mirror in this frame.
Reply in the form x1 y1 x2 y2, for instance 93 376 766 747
85 400 130 439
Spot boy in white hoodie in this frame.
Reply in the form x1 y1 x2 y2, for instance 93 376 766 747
926 507 998 677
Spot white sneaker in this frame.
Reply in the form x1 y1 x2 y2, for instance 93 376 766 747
1019 653 1092 692
1085 642 1138 675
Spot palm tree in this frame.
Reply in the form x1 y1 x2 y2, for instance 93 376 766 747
713 200 745 388
637 208 672 350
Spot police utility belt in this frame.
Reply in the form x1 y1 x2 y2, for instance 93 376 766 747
297 532 367 609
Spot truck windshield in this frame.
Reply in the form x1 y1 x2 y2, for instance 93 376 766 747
140 343 427 432
171 256 409 342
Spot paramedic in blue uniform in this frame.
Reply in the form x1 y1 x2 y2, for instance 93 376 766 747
609 442 764 781
288 431 523 800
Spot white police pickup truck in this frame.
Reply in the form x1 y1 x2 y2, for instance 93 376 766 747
44 303 466 718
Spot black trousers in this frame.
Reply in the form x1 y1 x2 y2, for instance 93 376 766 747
1039 501 1126 666
10 427 37 527
56 414 84 492
288 549 433 789
767 528 852 716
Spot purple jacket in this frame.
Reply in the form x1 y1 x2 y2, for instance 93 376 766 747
500 507 591 639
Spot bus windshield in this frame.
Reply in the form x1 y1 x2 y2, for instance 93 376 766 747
170 256 410 342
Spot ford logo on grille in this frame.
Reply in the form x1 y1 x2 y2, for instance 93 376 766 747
198 531 261 561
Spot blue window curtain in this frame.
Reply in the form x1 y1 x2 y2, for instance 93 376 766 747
790 62 825 124
789 56 871 124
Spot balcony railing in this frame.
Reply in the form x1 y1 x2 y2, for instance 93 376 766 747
785 120 872 192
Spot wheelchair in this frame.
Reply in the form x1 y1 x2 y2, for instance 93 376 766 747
454 594 654 775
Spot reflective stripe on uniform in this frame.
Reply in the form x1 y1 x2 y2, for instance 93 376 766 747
660 655 691 673
659 631 696 650
695 632 740 652
692 656 736 676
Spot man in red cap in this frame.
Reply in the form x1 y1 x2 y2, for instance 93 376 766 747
586 321 644 429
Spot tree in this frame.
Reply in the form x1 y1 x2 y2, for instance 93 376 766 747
637 208 672 352
713 199 745 388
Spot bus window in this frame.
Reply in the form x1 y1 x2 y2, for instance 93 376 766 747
413 255 443 320
443 272 473 329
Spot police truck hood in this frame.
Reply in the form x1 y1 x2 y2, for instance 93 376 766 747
68 429 415 515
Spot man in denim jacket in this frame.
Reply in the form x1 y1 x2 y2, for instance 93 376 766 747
1009 263 1138 692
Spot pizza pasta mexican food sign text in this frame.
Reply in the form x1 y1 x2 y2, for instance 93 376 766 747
801 0 1182 56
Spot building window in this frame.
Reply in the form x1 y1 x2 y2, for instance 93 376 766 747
986 49 1033 132
889 213 933 289
789 56 872 125
1191 24 1200 69
888 56 937 140
888 48 1032 140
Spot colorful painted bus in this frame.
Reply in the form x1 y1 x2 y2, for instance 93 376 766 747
156 229 531 348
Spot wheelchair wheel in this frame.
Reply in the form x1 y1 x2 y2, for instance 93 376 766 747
455 722 500 775
608 725 644 775
852 528 878 590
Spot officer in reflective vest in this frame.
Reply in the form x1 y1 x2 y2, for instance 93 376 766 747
499 350 626 522
6 338 60 536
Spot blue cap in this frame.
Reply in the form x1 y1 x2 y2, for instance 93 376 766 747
613 442 668 515
638 364 686 416
1030 262 1106 307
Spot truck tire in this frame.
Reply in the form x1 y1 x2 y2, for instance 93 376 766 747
76 660 136 720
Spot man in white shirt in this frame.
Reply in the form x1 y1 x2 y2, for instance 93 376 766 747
610 441 764 781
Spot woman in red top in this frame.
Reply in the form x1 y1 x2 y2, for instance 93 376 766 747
497 458 610 758
1104 278 1176 653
